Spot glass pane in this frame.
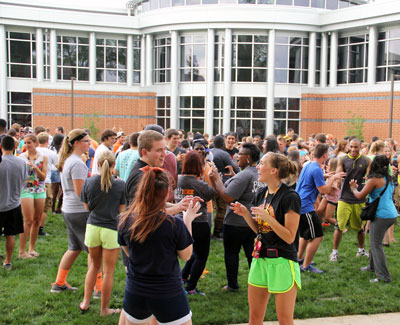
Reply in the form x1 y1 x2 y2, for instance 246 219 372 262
288 98 299 110
160 0 171 7
193 110 204 117
11 92 31 104
236 120 251 137
78 68 89 81
10 65 31 78
252 110 266 118
348 69 363 83
338 46 348 69
239 0 256 3
253 97 266 110
237 35 252 43
276 0 292 4
237 110 251 118
193 68 205 81
254 36 268 43
180 96 191 108
389 29 400 39
275 45 288 68
237 69 251 82
118 70 127 83
106 39 117 46
9 41 31 63
339 0 349 8
287 120 299 133
376 67 386 82
289 45 302 69
63 44 77 66
10 105 31 113
157 96 165 108
274 97 287 110
294 0 309 6
388 40 400 65
254 44 267 67
181 45 192 67
289 70 301 83
96 39 104 45
311 0 324 8
79 37 89 44
303 46 309 69
337 70 347 84
193 45 206 67
78 46 89 67
237 43 252 67
192 119 204 134
118 48 127 69
349 44 364 69
288 111 299 119
377 41 387 66
275 69 288 83
253 69 267 82
9 32 30 40
96 47 104 68
274 120 286 136
274 111 286 118
63 36 76 44
63 67 76 80
192 96 205 108
237 97 251 109
119 40 127 47
186 0 200 4
9 114 32 127
106 47 117 68
257 0 274 3
350 35 365 44
180 119 191 132
172 0 184 6
252 120 266 138
326 0 338 10
96 69 104 82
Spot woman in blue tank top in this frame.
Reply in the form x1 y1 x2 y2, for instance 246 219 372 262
349 155 398 283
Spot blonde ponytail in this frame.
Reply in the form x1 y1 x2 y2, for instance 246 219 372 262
57 129 87 172
98 150 116 192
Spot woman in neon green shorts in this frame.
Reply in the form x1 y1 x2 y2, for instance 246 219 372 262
231 152 301 325
19 134 48 258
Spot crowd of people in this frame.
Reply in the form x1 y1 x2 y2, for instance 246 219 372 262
0 117 399 324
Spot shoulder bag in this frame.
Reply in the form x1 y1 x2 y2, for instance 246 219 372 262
360 177 389 221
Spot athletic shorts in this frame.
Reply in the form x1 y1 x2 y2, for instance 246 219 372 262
84 224 119 250
248 257 301 293
44 183 53 213
336 201 365 232
327 201 338 207
123 289 192 325
0 205 24 236
62 211 89 252
21 190 46 199
299 211 323 240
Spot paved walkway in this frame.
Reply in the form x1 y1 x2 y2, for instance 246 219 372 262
236 312 400 324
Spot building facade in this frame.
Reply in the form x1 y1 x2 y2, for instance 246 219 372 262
1 0 400 140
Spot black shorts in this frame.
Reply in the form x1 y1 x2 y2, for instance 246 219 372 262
299 211 323 240
0 205 24 236
123 289 191 325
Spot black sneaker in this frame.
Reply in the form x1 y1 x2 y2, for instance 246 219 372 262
38 227 50 236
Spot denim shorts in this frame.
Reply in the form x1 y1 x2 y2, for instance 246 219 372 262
50 170 61 183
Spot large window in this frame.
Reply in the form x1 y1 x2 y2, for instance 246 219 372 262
274 98 300 135
6 32 36 79
44 34 50 80
57 36 89 81
133 36 141 84
214 35 224 82
180 36 206 82
232 35 268 82
316 36 321 85
154 38 171 83
156 96 171 130
7 92 32 128
179 96 205 133
230 97 266 138
275 36 308 84
337 34 368 84
96 38 127 83
377 29 400 82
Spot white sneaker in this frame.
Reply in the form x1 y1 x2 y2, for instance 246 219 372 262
356 249 369 257
329 251 338 262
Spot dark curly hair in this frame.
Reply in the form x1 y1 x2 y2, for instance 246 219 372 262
368 155 390 180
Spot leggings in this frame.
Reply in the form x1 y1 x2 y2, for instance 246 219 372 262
182 222 211 291
369 217 397 282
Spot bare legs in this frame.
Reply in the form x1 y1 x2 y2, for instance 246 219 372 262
80 246 120 316
248 284 297 325
19 197 45 258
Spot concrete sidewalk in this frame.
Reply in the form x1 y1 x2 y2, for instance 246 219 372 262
236 312 400 324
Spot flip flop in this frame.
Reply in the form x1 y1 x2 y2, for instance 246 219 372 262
18 253 35 259
29 251 40 257
79 303 90 314
101 308 121 316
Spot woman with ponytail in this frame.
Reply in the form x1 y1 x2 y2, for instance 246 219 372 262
118 168 201 325
79 150 125 315
231 152 301 324
50 129 91 293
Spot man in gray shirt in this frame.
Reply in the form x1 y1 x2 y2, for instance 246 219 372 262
0 136 28 270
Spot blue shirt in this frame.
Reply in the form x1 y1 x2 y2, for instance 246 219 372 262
369 179 398 219
296 161 325 214
115 149 139 182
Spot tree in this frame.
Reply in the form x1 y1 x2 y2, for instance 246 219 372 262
345 110 365 141
82 112 100 142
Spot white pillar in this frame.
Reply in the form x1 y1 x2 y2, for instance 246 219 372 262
127 35 133 87
308 32 316 88
320 32 328 88
140 35 146 87
146 34 153 87
368 26 377 85
206 29 215 136
223 28 232 134
50 29 57 83
329 31 338 88
170 31 179 129
36 28 44 82
267 29 275 136
0 25 7 121
89 32 96 85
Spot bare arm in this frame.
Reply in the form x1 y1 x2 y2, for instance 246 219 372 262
121 246 129 257
72 179 85 197
209 167 236 203
318 172 346 195
177 200 201 261
31 155 47 181
349 178 381 200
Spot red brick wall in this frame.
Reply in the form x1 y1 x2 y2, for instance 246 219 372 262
32 88 156 138
301 92 400 141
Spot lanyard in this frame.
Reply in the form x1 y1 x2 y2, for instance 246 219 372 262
263 184 280 211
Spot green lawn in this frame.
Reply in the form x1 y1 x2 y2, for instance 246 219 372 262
1 213 400 324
